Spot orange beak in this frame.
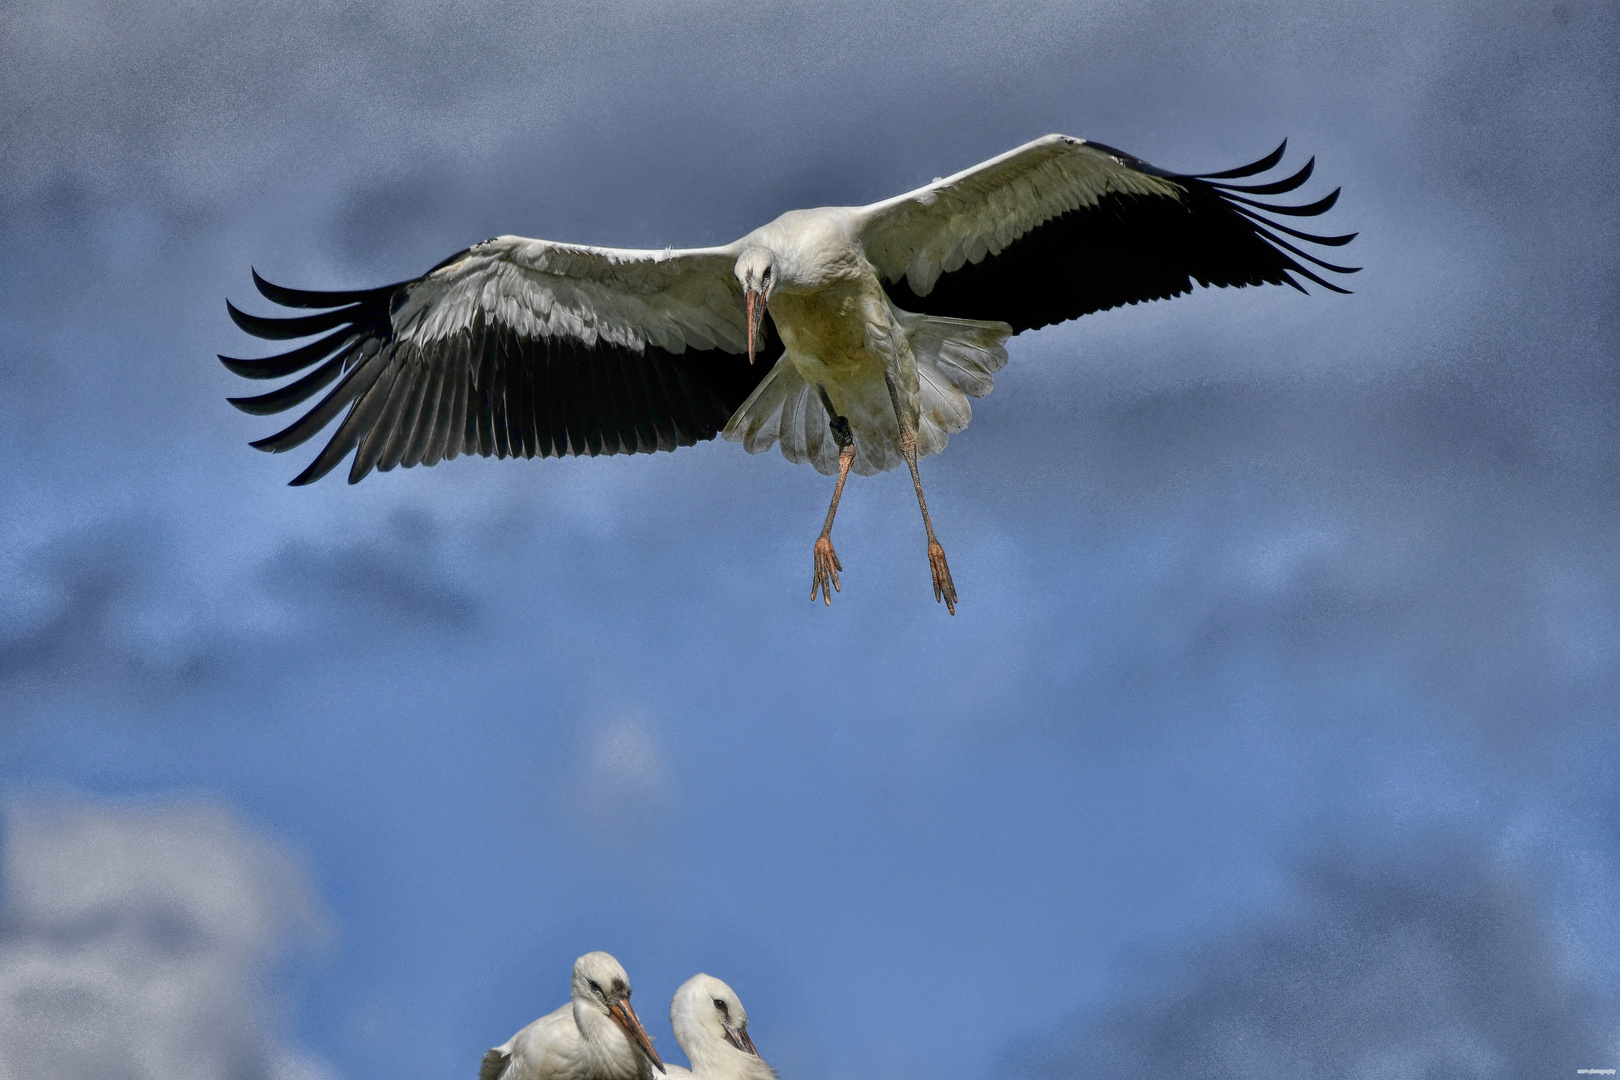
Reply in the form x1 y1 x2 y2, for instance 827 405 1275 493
745 289 764 365
608 998 665 1073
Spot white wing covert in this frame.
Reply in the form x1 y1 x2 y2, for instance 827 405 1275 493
393 238 746 354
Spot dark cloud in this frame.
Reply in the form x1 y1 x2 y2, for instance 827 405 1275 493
939 369 1620 754
263 507 480 631
0 522 224 708
0 508 477 722
1006 838 1618 1079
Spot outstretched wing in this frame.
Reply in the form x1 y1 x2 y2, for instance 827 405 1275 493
855 134 1357 333
220 236 782 485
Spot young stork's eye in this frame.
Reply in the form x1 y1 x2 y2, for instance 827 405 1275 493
714 998 729 1016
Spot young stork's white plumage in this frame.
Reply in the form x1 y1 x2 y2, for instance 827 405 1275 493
661 974 776 1080
480 952 665 1080
222 134 1356 612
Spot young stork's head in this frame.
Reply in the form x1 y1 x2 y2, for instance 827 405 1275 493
734 247 778 365
571 951 665 1073
670 973 772 1077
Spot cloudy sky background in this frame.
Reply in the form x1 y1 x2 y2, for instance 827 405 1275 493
2 0 1618 1077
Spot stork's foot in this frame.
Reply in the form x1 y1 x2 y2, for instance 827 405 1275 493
812 536 843 606
927 540 957 615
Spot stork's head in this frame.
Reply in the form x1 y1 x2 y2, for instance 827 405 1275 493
571 951 665 1073
734 247 778 364
670 974 765 1069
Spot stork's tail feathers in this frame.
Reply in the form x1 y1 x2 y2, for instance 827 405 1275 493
479 1048 511 1080
722 360 845 471
897 311 1011 459
722 313 1010 474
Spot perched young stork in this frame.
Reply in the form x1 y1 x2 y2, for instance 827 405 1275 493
661 974 776 1080
480 951 665 1080
222 135 1356 613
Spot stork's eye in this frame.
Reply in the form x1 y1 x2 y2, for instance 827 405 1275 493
714 998 729 1016
589 980 603 995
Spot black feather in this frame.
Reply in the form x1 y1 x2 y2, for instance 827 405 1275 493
292 360 396 487
443 349 469 462
1211 156 1314 195
253 352 389 455
218 327 358 380
539 338 570 457
402 354 446 467
1222 187 1341 217
227 353 348 415
1245 223 1362 275
252 268 393 310
489 337 513 460
1194 140 1287 179
1280 263 1354 294
346 362 407 483
422 349 456 467
227 299 366 341
1229 205 1358 246
376 361 426 472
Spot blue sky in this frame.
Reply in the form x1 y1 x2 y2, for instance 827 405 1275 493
2 1 1618 1078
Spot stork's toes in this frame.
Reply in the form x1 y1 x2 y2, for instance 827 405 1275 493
927 540 957 615
811 536 843 606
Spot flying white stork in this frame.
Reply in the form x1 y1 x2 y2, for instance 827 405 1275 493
480 951 665 1080
662 974 776 1080
222 134 1356 613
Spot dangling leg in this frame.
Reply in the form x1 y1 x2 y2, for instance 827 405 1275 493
885 374 957 614
812 386 859 606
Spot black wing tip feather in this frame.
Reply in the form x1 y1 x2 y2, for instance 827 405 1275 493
1229 204 1359 248
1178 144 1357 296
217 325 361 381
1210 156 1314 196
1192 139 1288 180
225 353 348 415
226 297 368 341
1287 267 1354 295
224 268 407 479
250 267 395 309
1248 224 1362 276
248 430 289 453
1089 136 1355 296
217 353 259 378
1220 185 1342 218
288 457 337 486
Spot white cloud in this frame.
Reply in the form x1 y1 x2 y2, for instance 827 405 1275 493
565 712 675 854
0 795 337 1080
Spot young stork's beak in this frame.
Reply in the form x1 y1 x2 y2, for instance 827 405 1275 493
722 1020 759 1057
608 997 665 1073
745 289 764 365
